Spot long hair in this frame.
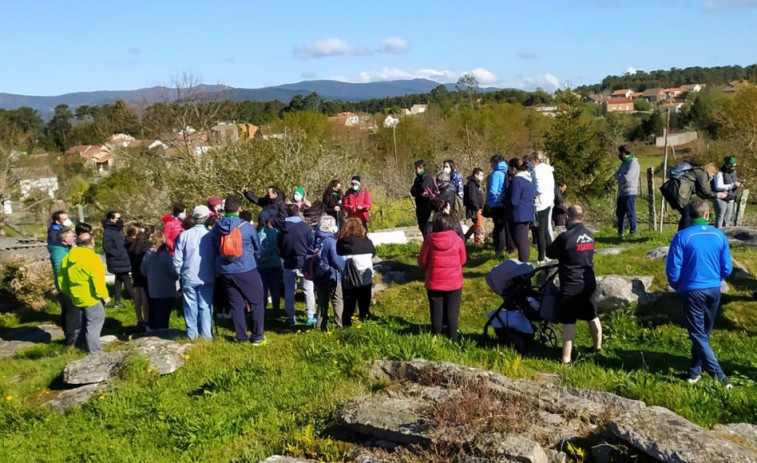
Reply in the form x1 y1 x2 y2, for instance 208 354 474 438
130 225 155 254
149 229 167 252
337 217 365 240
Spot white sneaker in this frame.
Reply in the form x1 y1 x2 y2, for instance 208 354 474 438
687 374 701 384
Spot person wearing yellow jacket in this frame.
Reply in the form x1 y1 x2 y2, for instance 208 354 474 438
57 232 110 353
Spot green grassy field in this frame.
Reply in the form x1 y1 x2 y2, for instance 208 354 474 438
1 228 756 462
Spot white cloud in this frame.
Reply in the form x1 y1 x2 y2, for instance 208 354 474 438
351 67 561 91
295 38 368 59
379 37 409 54
357 67 456 83
704 0 757 9
469 68 499 86
625 66 638 75
516 51 538 59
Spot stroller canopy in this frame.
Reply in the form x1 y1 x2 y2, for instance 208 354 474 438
486 259 534 296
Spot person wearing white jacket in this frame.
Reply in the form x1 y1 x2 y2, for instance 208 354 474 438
531 151 555 263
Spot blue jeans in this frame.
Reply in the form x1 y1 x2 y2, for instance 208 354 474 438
681 288 724 380
182 281 214 340
616 195 637 235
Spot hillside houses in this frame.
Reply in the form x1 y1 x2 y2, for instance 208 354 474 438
604 98 634 114
598 82 710 114
8 167 58 199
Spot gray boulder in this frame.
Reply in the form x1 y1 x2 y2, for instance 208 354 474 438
129 336 190 375
713 423 757 451
595 275 654 311
470 433 549 463
341 396 431 445
259 457 319 463
595 247 628 256
63 351 127 385
646 246 669 259
607 406 757 463
45 383 106 411
0 324 63 358
725 227 757 247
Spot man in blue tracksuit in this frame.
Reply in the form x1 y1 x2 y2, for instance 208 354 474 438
211 195 265 345
665 200 732 388
486 154 508 255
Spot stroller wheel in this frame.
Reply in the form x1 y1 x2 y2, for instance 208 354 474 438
543 325 559 348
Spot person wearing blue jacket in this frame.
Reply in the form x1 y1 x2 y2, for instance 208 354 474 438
258 218 283 318
505 157 536 263
173 205 217 341
211 195 265 345
278 204 315 325
141 230 179 331
666 200 733 389
486 154 509 255
313 215 345 330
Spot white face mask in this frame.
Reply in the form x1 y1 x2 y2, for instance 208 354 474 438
62 218 73 227
332 226 339 234
443 167 451 174
178 213 187 220
293 193 303 202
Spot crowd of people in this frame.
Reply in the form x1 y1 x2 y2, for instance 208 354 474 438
42 150 739 386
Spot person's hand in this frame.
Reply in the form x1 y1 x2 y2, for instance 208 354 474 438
242 187 249 193
334 205 341 212
104 297 111 305
736 181 743 189
717 192 728 199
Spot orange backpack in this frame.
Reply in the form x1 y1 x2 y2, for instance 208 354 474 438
220 222 245 261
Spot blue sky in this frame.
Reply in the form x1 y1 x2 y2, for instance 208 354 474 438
1 0 756 95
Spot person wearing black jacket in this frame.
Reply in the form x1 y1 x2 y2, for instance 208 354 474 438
463 168 485 244
546 205 602 364
410 160 436 236
322 179 344 223
243 185 284 229
102 211 134 308
552 183 568 227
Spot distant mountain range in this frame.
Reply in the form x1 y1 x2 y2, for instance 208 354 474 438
0 79 501 119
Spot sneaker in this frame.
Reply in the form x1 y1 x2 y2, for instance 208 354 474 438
687 373 701 384
721 376 733 390
113 302 125 309
251 338 267 347
306 317 318 325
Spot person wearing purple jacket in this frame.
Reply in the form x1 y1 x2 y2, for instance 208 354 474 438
210 195 265 345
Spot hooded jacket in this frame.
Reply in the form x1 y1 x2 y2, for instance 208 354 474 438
141 247 179 299
257 227 282 269
210 215 261 275
173 224 217 285
343 187 373 223
57 246 109 308
486 161 509 208
418 229 466 291
277 216 313 270
532 163 556 212
162 214 184 255
506 171 536 224
336 235 375 287
614 155 640 196
102 219 131 274
315 228 345 283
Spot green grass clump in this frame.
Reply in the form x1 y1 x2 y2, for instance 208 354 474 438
0 228 755 462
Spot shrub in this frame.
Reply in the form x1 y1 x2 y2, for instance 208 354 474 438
0 259 54 311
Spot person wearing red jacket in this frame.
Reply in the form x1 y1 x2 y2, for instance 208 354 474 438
418 213 467 341
342 175 372 228
162 201 186 256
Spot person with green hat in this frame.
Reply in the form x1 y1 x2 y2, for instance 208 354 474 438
712 156 743 229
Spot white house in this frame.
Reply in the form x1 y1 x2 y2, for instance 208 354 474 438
383 115 400 128
410 104 427 115
10 167 58 199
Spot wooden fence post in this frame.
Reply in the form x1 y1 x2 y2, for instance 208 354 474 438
647 167 656 231
735 189 749 226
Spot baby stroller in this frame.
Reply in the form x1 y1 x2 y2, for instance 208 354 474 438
483 259 560 354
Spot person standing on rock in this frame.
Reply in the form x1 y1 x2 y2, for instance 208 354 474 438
411 160 436 236
103 211 134 308
547 205 601 365
50 226 80 346
173 205 216 341
57 232 110 353
614 145 640 237
666 200 733 389
419 213 466 341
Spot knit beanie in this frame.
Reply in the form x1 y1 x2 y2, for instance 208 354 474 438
295 186 306 197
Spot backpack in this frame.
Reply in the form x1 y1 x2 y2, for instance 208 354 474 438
660 178 685 211
220 222 246 261
342 258 363 290
450 195 465 222
303 246 331 282
668 162 692 180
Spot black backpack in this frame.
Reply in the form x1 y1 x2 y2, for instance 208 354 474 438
342 258 363 290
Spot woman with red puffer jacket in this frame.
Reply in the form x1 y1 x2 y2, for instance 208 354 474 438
418 212 467 341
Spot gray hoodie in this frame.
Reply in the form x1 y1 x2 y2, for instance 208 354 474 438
614 156 640 196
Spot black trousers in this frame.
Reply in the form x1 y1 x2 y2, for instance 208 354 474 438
512 222 531 263
149 297 174 330
678 203 692 231
113 272 134 304
427 288 462 341
342 285 372 326
535 208 553 262
416 205 431 236
59 293 81 346
490 206 507 253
